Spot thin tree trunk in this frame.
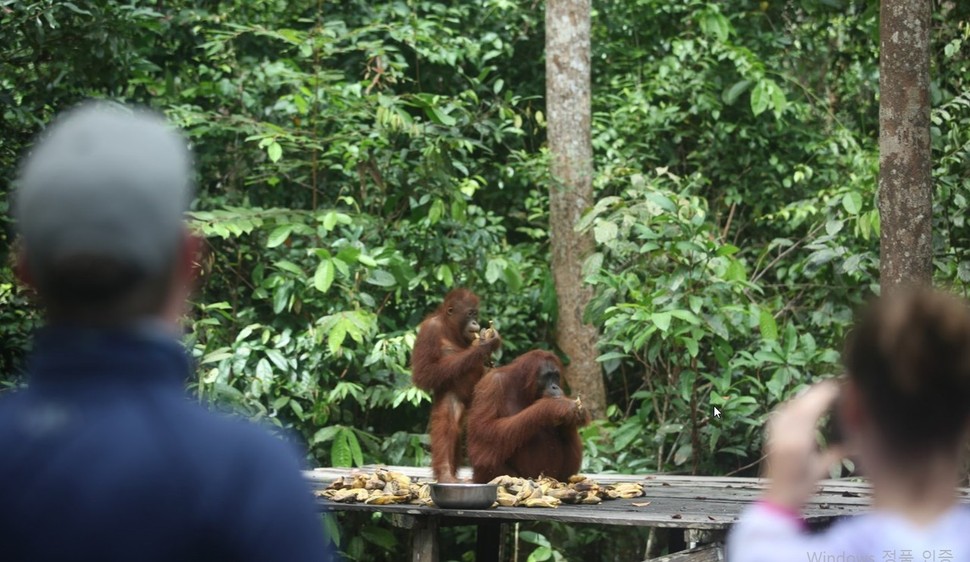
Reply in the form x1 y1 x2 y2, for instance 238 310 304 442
879 0 933 291
546 0 607 418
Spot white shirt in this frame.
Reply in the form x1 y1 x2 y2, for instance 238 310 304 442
727 502 969 562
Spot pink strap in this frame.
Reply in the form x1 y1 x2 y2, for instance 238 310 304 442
755 499 808 531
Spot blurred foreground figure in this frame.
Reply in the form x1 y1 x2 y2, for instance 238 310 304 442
728 288 970 561
0 102 333 562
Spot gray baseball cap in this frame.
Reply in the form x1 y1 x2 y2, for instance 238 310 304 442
13 101 194 284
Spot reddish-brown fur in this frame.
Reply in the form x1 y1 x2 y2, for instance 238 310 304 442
411 289 501 482
467 350 589 483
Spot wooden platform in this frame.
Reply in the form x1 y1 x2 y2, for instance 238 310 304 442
307 465 970 561
307 465 882 530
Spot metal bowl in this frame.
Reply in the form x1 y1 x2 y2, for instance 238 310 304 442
430 483 498 509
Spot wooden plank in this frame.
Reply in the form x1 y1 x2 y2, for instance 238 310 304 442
645 543 724 562
684 529 725 549
412 517 439 562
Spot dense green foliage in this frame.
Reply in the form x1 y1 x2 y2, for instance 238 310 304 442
2 1 969 559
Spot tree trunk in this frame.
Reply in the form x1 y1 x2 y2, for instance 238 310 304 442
879 0 933 291
546 0 607 418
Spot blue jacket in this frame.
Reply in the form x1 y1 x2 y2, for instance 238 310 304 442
0 326 334 561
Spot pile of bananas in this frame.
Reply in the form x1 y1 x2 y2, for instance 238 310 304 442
315 469 433 506
316 470 645 509
489 475 644 508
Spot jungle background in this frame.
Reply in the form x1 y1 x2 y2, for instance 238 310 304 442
2 1 969 560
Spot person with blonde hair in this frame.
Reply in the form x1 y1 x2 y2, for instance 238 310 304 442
729 288 970 561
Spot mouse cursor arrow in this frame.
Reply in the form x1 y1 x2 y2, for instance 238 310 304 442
713 407 721 419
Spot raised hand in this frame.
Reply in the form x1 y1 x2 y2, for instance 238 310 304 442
541 397 587 427
475 326 502 353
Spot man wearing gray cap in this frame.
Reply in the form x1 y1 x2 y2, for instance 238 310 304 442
0 102 334 561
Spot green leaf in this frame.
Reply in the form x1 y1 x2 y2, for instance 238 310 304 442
272 284 291 314
358 254 378 267
652 312 672 332
329 322 348 355
322 212 338 231
769 81 787 117
673 444 693 466
842 192 863 215
437 264 454 287
61 2 93 15
486 259 503 284
427 105 457 127
347 430 364 467
725 259 747 282
944 39 961 58
645 192 677 212
314 260 335 293
267 225 293 248
751 80 770 116
323 514 341 548
366 269 396 287
360 527 397 550
594 221 619 244
265 349 288 371
759 308 779 341
331 431 352 467
613 422 641 450
528 546 553 562
597 351 629 362
684 338 699 358
700 11 730 42
332 255 352 277
670 309 701 325
255 358 273 382
267 141 283 163
312 425 340 445
722 80 752 106
503 263 523 291
274 260 304 276
428 199 445 224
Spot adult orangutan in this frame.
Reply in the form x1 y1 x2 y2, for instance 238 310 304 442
411 289 501 482
466 350 590 483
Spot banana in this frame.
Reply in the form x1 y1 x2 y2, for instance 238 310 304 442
546 488 579 502
524 497 560 508
365 494 410 505
515 481 536 501
388 471 412 487
496 492 519 507
580 493 602 505
489 475 518 488
329 477 348 489
331 488 369 503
